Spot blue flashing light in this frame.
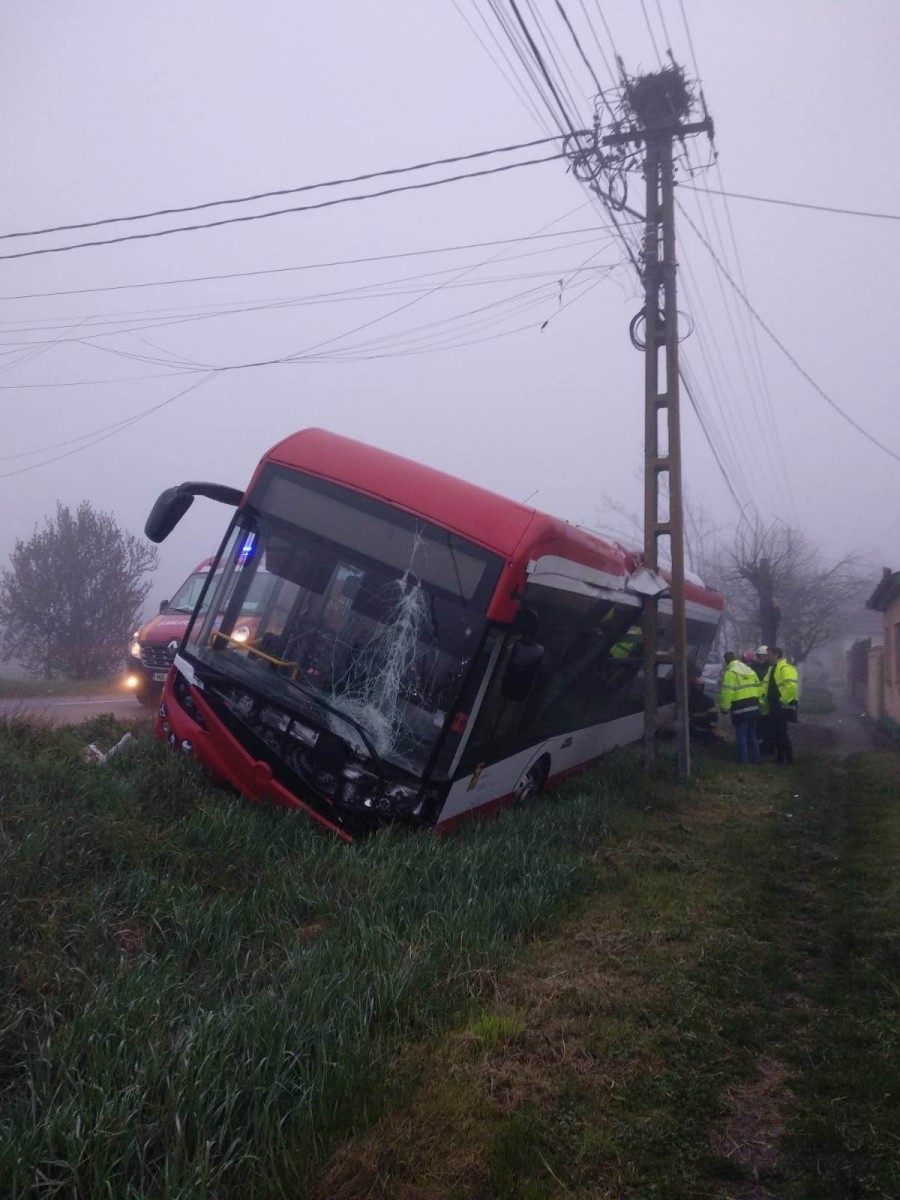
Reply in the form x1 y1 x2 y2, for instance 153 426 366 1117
235 532 257 565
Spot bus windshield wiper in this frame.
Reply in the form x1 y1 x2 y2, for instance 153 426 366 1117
280 675 387 784
195 650 388 784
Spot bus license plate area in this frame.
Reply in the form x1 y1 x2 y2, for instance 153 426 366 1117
153 671 168 682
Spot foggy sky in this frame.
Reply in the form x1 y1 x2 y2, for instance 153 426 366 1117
2 0 898 620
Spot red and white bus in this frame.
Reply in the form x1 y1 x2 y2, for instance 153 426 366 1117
145 429 722 842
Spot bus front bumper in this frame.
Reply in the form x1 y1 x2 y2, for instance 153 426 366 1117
154 672 353 844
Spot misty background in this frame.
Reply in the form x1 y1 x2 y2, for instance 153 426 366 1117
1 0 897 624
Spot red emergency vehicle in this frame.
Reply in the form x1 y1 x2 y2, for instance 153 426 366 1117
145 430 722 840
125 559 215 707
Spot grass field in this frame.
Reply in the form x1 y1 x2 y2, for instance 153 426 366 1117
1 716 897 1199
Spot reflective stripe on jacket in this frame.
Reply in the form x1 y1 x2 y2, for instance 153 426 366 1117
718 659 762 719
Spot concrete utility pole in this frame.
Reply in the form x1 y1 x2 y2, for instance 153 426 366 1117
601 69 712 781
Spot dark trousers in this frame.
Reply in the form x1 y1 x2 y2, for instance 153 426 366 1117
772 711 793 765
733 717 760 764
758 712 774 755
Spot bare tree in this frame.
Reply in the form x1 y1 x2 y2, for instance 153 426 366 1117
594 488 724 584
0 501 158 680
722 516 862 662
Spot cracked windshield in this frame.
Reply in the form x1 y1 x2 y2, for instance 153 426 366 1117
192 468 501 772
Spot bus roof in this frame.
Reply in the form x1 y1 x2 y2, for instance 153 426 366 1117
262 429 722 613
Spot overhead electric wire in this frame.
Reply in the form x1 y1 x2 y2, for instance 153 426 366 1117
680 184 900 222
674 3 797 520
0 250 616 341
653 0 674 50
498 0 642 274
680 361 747 513
677 267 755 502
639 0 664 66
449 0 554 133
0 374 215 477
591 2 624 75
313 243 613 360
554 0 603 95
506 0 582 136
0 224 613 303
574 0 617 95
0 153 567 262
669 0 796 515
482 0 768 519
676 0 702 79
677 199 900 466
523 0 592 111
486 0 573 133
0 370 194 390
1 272 606 468
0 136 568 243
332 273 607 361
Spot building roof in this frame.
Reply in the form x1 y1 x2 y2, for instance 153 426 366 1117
867 567 900 613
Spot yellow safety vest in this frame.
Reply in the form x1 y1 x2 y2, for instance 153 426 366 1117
761 658 798 713
718 659 762 718
610 624 643 660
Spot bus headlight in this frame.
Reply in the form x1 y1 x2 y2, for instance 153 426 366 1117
130 635 141 658
125 674 140 690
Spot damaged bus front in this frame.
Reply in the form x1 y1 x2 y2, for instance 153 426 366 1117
145 443 506 840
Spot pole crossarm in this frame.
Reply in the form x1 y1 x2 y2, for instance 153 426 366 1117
601 118 713 147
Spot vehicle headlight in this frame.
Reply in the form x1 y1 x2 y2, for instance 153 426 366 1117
232 624 251 643
130 635 141 658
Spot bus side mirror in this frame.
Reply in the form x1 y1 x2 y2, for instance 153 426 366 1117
159 599 170 614
145 487 194 544
501 640 545 702
144 480 243 544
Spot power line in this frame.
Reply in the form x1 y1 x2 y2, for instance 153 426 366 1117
680 362 746 513
677 198 900 467
0 272 607 470
0 137 569 243
0 225 616 302
639 0 664 66
680 183 900 222
653 0 674 50
0 374 215 478
0 233 613 327
0 251 616 339
506 0 582 136
0 154 567 263
449 0 554 133
554 0 604 95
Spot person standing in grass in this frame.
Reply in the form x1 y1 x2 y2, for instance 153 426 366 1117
718 650 762 764
764 645 799 766
752 644 774 754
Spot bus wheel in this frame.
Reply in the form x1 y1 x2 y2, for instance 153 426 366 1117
512 756 550 806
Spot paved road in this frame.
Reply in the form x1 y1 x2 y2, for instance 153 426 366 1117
0 694 151 726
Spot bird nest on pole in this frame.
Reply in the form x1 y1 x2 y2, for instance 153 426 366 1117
624 65 694 130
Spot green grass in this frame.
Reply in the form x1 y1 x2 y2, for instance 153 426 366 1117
0 716 632 1200
3 718 898 1200
780 751 900 1197
315 733 900 1200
